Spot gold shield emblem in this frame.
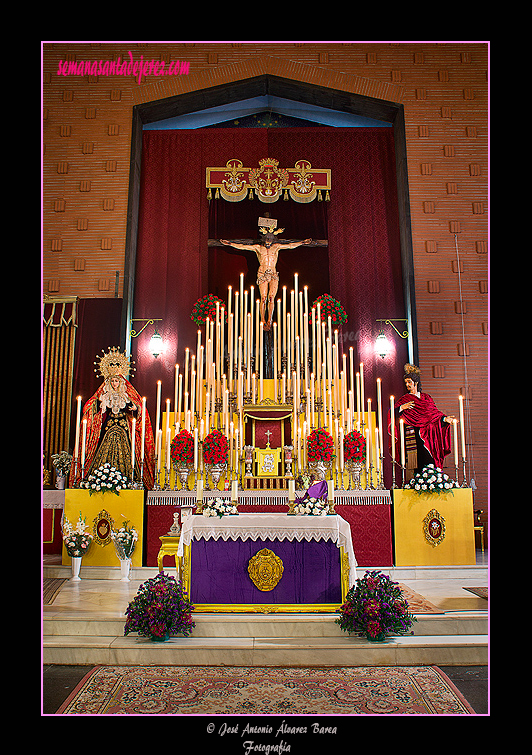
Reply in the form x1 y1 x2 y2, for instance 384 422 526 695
423 508 446 547
248 548 284 591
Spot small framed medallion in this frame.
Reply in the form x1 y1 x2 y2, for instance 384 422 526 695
423 508 446 547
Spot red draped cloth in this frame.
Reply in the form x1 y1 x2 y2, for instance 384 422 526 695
388 392 451 469
69 379 155 489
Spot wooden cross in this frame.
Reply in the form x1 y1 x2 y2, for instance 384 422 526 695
265 429 272 448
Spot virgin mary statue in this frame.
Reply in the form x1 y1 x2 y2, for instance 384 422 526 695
69 347 155 489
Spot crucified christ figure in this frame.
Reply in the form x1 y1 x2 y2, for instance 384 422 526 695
220 227 311 330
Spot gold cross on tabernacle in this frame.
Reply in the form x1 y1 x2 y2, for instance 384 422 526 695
265 430 272 448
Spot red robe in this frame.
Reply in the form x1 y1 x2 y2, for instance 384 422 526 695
69 379 155 489
388 392 451 469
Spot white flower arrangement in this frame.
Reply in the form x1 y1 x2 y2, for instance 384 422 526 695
404 463 459 493
111 519 138 559
80 463 131 495
62 512 93 556
202 497 238 518
293 497 329 516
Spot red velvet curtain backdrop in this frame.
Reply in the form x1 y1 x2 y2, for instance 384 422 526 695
132 127 408 482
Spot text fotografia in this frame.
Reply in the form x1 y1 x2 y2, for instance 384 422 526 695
56 52 190 84
210 720 338 753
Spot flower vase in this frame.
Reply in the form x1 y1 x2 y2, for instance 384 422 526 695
208 463 227 490
151 632 170 642
55 471 66 489
120 558 131 582
175 464 191 491
70 556 82 581
347 461 363 489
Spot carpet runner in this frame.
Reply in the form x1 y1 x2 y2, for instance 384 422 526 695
56 665 474 715
43 578 67 605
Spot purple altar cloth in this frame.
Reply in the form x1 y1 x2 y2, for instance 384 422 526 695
296 480 328 503
190 538 342 604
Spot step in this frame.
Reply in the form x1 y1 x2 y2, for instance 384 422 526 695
42 631 488 667
43 611 488 638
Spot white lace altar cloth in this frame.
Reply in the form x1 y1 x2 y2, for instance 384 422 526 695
177 513 357 585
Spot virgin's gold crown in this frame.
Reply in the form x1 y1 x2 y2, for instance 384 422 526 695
94 347 134 379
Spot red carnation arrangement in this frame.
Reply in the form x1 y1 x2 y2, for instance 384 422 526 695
307 428 335 463
190 294 227 328
202 429 228 466
343 429 366 463
311 294 348 329
170 429 194 466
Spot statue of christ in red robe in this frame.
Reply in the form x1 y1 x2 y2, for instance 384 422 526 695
389 364 456 471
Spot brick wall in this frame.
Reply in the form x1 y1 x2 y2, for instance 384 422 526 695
42 42 488 520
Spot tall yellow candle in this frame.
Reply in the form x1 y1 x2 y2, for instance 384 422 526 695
453 419 459 467
177 374 183 430
377 378 383 459
294 273 299 339
356 372 361 430
154 379 161 440
74 396 82 459
165 398 171 441
459 395 466 459
239 273 244 338
131 417 136 471
360 362 365 425
140 397 146 461
81 418 87 470
390 396 396 462
282 286 287 355
259 323 264 401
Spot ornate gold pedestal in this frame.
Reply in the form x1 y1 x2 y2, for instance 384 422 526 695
157 536 181 574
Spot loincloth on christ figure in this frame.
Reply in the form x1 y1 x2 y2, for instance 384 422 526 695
257 268 279 286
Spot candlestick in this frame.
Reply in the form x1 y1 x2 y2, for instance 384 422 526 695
399 417 405 487
360 362 365 428
459 395 466 460
141 397 146 461
356 373 360 430
131 417 136 479
377 378 383 459
81 418 87 477
282 286 287 356
390 395 396 487
74 395 82 462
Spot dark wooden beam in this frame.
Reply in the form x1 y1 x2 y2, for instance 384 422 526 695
208 239 328 247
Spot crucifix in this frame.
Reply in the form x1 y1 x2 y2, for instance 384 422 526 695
217 215 323 331
264 429 272 448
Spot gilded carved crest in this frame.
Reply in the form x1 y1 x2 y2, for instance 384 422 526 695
423 508 446 547
248 548 284 591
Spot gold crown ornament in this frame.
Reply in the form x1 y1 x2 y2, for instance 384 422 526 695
94 346 135 380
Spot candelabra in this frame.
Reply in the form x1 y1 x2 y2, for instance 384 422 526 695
461 457 468 487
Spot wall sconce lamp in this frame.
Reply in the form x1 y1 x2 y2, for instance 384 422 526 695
375 319 409 359
130 319 164 358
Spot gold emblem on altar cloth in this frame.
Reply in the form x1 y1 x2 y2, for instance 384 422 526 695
423 509 446 547
248 549 284 591
92 510 115 546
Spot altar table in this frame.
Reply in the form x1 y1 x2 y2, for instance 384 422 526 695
145 490 393 567
176 514 357 613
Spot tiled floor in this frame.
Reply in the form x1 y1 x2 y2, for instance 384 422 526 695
42 550 488 714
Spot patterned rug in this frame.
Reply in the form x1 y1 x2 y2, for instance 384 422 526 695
56 665 474 715
398 584 443 613
43 578 67 605
464 587 488 600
